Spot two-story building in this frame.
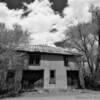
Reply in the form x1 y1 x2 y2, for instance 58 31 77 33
14 44 83 90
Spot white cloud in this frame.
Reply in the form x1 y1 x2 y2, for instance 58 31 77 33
0 0 69 46
0 0 100 46
19 0 68 45
64 0 100 23
0 3 23 29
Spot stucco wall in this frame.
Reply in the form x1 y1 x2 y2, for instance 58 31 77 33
26 54 80 90
27 54 67 89
41 54 67 90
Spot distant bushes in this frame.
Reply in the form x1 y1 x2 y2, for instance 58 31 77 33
0 50 25 97
0 70 22 97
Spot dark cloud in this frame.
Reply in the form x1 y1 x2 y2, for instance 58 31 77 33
0 0 35 9
50 0 68 13
0 0 68 13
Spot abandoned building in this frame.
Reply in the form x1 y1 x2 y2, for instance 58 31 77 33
8 44 83 90
5 44 84 91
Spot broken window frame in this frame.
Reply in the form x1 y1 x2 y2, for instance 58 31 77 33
29 54 41 65
49 70 56 84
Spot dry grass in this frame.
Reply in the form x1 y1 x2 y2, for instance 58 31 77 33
1 89 100 100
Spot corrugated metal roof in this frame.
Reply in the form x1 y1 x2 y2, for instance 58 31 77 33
16 44 81 55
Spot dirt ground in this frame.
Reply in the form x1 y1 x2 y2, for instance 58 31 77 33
2 89 100 100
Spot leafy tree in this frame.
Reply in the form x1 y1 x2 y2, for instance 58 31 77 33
0 23 29 94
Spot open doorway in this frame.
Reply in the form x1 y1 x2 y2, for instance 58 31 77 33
22 70 44 90
67 70 80 89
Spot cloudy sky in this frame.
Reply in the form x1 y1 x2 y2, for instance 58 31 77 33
0 0 100 46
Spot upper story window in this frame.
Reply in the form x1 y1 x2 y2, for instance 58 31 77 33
29 54 40 65
64 56 69 66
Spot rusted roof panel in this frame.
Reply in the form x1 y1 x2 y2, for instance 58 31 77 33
16 44 81 55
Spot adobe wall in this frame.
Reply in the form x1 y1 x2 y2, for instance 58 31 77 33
26 54 80 90
41 54 67 90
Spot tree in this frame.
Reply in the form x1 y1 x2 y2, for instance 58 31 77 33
0 23 29 94
65 6 100 89
90 6 100 86
55 19 99 88
68 23 98 76
55 5 100 89
55 22 98 88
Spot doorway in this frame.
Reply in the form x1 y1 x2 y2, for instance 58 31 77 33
22 70 44 90
67 70 80 89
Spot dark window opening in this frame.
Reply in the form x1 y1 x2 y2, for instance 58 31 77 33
6 70 15 82
49 70 56 84
22 70 44 89
67 71 80 89
64 56 68 66
29 54 40 65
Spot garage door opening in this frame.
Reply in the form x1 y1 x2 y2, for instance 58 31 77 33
22 70 44 90
67 70 80 89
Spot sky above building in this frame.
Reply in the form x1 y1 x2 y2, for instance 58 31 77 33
0 0 67 13
0 0 100 46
